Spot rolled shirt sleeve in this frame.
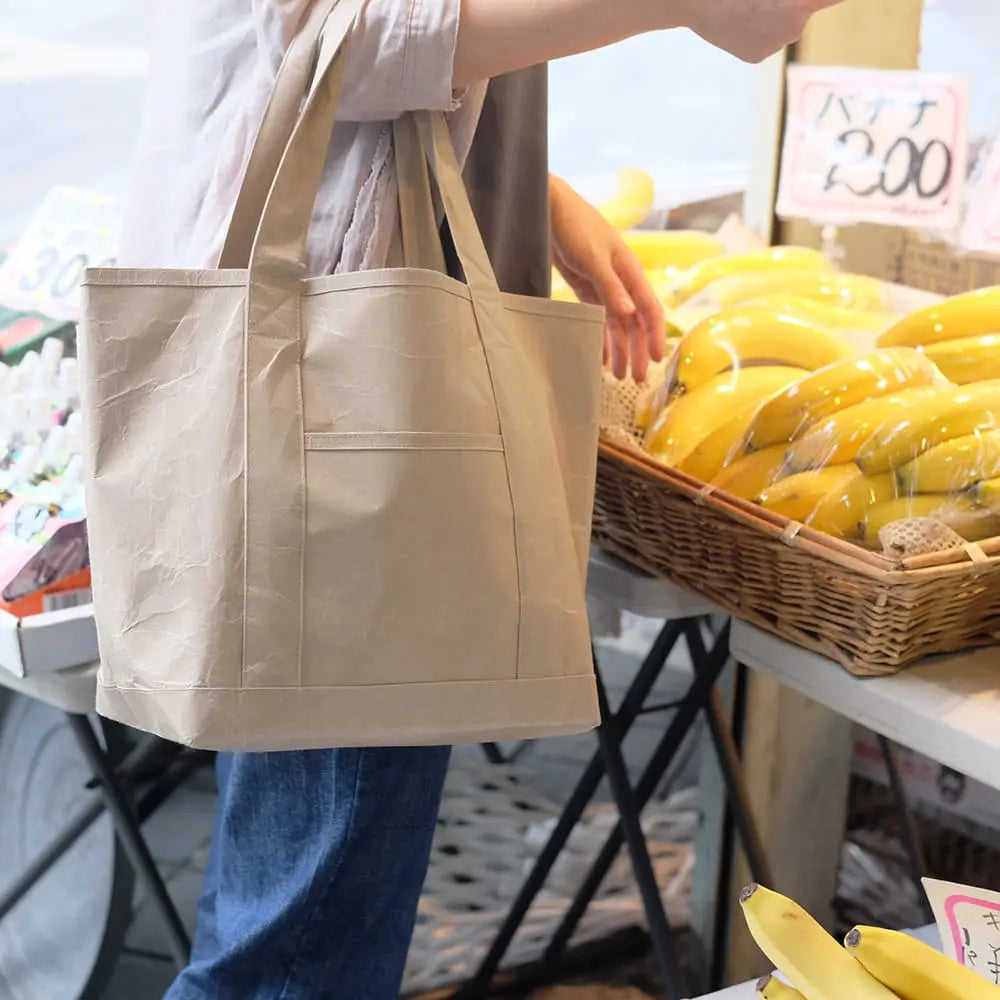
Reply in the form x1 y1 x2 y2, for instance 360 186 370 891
255 0 463 121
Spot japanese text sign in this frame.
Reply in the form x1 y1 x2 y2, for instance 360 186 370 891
0 187 120 322
923 877 1000 985
777 66 970 231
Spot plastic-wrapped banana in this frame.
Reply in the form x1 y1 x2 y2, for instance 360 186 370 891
846 925 1000 1000
700 269 889 312
878 285 1000 349
713 444 791 501
756 975 805 999
862 495 1000 547
622 229 725 270
898 430 1000 493
665 247 834 307
857 380 1000 474
922 334 1000 384
759 466 896 538
751 294 894 334
645 366 808 468
739 884 899 1000
748 348 943 450
662 305 853 398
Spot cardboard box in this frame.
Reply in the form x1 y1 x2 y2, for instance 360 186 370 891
0 601 99 679
901 231 1000 296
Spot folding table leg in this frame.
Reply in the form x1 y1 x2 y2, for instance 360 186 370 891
66 713 192 970
457 618 688 997
683 621 774 887
877 734 934 923
594 667 689 998
545 622 733 965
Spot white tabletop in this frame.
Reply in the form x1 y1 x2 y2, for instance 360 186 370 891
731 621 1000 792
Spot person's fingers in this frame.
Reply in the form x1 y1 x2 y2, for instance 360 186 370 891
627 313 651 383
620 256 666 365
603 328 611 366
606 314 630 380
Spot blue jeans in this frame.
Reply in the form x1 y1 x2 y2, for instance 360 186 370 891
164 745 452 1000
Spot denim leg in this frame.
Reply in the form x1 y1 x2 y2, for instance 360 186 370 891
164 745 451 1000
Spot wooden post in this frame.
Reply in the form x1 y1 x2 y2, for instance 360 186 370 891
690 0 928 989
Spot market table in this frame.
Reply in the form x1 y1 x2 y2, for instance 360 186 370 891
730 621 1000 792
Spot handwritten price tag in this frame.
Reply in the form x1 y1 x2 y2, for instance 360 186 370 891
777 67 970 230
923 878 1000 985
961 135 1000 254
0 186 120 321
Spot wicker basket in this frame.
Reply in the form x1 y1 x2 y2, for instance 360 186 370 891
591 440 1000 676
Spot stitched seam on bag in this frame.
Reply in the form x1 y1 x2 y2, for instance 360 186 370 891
97 675 593 691
296 294 306 687
304 431 503 451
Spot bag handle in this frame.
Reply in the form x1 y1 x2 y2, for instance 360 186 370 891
391 114 446 274
218 0 341 269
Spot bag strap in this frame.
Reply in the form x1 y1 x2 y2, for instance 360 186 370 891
218 0 342 269
391 114 446 274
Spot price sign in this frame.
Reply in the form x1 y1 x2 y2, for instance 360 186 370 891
924 878 1000 985
960 135 1000 254
777 67 970 230
0 187 120 321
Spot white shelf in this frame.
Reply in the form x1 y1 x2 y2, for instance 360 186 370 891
731 621 1000 792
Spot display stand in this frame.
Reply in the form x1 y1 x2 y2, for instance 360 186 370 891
456 551 773 999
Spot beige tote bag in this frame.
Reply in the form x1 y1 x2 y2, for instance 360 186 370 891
78 0 604 751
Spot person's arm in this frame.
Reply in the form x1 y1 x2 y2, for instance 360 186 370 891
263 0 844 122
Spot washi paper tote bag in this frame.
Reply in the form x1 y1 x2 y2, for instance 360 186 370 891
78 0 604 751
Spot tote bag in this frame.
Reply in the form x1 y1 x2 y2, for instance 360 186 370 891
78 0 605 751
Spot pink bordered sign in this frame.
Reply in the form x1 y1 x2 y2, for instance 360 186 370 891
776 66 970 230
923 877 1000 985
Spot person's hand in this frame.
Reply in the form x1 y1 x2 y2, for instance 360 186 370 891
549 176 665 382
677 0 846 63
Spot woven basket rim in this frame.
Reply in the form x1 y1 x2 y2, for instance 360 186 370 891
598 437 1000 580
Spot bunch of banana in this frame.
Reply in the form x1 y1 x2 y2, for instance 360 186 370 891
759 466 896 538
644 366 808 468
740 884 899 999
700 269 889 312
879 286 1000 350
664 247 833 307
597 167 656 231
862 495 1000 547
740 882 1000 1000
845 925 1000 1000
747 348 943 450
661 304 853 399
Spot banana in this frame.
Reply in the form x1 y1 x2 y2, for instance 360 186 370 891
666 247 834 306
878 285 1000 349
645 366 809 468
666 305 852 396
748 348 942 450
898 430 1000 493
845 925 1000 1000
678 409 757 482
713 444 791 501
757 975 807 1000
739 884 899 1000
786 386 941 472
923 334 1000 384
759 466 896 538
857 381 1000 474
623 229 725 270
862 495 1000 547
701 270 889 311
979 477 1000 509
751 294 895 334
598 168 655 231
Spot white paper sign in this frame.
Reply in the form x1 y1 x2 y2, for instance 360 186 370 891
777 67 970 230
923 877 1000 985
961 135 1000 254
0 187 120 321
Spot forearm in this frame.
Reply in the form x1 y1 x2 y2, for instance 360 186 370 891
454 0 682 88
